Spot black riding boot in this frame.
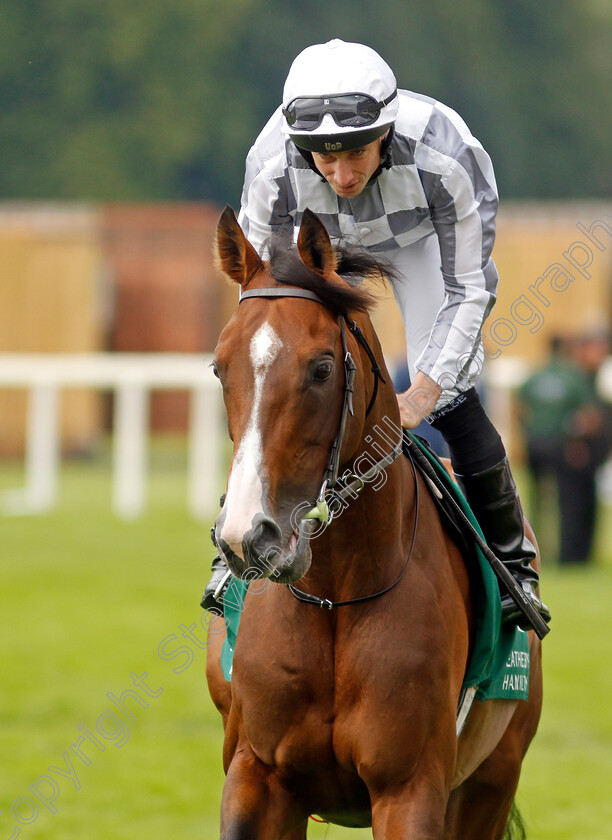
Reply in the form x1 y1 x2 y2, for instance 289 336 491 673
201 522 232 614
200 555 232 614
456 457 551 630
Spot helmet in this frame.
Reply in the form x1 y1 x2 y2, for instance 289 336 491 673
282 39 398 154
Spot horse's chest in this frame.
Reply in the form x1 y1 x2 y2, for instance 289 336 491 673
235 645 336 759
232 596 432 780
233 658 372 818
234 633 383 785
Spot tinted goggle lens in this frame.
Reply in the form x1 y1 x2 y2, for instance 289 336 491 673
283 92 395 131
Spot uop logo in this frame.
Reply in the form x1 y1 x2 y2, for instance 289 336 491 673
324 141 343 151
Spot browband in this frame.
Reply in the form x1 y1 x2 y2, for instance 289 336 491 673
239 288 324 304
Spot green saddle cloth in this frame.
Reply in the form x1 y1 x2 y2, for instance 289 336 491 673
220 432 530 703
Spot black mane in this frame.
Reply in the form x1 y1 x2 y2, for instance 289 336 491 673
265 234 395 316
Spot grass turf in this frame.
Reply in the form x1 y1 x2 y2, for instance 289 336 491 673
1 446 611 839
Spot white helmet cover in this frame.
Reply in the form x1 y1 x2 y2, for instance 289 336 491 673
282 39 398 153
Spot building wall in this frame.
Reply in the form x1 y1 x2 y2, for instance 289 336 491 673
0 205 105 456
103 203 224 430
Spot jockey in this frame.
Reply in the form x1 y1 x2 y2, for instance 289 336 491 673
203 39 550 630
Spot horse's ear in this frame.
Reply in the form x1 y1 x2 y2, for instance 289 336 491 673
297 209 336 276
216 205 263 286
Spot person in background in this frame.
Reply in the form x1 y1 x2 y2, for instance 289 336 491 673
562 328 612 564
518 331 610 565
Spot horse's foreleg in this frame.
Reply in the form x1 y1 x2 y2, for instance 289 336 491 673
370 779 449 840
282 825 308 840
220 750 305 840
206 628 232 729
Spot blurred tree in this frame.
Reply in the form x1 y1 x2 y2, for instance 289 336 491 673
0 0 262 201
0 0 609 204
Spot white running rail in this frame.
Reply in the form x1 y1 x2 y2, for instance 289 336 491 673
0 353 223 519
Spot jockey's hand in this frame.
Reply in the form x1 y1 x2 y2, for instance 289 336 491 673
397 372 443 429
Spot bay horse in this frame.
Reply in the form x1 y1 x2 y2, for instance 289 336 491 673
206 206 543 839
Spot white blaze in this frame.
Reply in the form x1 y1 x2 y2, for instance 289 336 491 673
220 322 283 557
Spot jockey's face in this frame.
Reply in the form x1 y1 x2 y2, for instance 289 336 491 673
311 135 385 198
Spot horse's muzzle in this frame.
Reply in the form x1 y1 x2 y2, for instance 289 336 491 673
243 513 283 568
216 512 317 583
217 513 282 578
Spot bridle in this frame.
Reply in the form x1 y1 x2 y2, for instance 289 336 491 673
239 286 417 610
240 286 402 506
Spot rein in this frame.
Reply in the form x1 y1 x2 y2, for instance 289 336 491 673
289 453 419 610
239 285 413 610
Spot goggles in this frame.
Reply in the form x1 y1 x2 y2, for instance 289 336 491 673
282 89 397 131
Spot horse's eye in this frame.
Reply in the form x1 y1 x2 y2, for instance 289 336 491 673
211 362 220 379
313 360 333 381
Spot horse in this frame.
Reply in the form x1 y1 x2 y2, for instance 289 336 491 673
206 206 543 840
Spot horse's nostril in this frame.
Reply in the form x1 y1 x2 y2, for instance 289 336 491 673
244 514 282 564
